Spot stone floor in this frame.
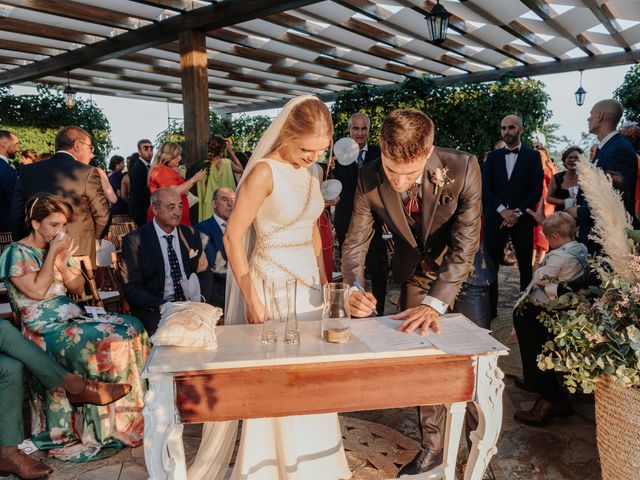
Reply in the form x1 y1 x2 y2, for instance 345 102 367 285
3 266 601 479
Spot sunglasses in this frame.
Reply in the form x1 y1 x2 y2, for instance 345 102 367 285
141 145 153 151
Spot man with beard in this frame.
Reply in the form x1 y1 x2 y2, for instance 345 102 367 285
483 115 543 318
0 131 19 232
128 139 154 227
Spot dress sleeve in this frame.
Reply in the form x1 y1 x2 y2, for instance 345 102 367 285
156 166 185 188
0 244 41 279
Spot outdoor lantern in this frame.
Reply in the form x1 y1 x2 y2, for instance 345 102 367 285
64 71 76 109
575 70 587 107
425 0 451 45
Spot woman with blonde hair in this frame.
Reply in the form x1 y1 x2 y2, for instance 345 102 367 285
188 95 350 480
147 141 205 225
190 136 244 222
532 146 557 265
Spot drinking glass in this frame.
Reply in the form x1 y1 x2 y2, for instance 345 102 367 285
321 282 351 343
284 278 300 344
260 279 277 344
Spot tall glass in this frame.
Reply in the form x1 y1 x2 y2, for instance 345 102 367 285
260 279 277 344
284 278 300 344
321 282 351 343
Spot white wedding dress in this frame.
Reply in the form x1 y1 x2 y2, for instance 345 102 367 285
188 157 351 480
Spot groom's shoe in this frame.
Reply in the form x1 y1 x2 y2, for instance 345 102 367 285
398 448 443 476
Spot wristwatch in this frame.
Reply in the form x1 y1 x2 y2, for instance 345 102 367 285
514 208 523 217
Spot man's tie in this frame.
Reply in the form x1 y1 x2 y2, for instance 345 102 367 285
507 147 519 155
403 183 422 223
164 234 186 301
356 149 365 168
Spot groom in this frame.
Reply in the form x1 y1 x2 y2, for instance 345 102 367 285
342 109 482 474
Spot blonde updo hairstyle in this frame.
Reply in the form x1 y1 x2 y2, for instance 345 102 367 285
271 97 334 157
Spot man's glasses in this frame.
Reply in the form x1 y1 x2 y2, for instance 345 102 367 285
141 145 153 151
77 140 94 152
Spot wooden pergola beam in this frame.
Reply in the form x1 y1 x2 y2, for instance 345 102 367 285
215 48 640 114
0 0 322 86
581 0 631 51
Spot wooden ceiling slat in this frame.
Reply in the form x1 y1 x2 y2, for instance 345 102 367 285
0 39 62 56
1 0 145 30
441 0 559 62
0 0 323 86
0 18 97 44
519 0 599 56
128 0 197 13
582 0 631 51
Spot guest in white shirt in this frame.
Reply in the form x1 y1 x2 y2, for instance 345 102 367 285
195 187 236 308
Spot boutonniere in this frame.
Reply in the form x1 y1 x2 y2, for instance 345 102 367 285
188 248 199 259
429 167 454 195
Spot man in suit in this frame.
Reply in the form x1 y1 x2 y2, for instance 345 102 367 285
128 139 153 227
334 112 388 313
9 126 110 266
569 99 638 251
483 115 543 318
0 130 19 233
342 109 482 474
195 187 235 308
121 187 210 334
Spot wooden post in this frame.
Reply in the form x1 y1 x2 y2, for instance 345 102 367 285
179 29 209 169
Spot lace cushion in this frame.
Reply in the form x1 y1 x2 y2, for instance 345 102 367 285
151 301 221 349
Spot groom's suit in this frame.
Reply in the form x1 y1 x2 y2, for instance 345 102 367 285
341 146 482 452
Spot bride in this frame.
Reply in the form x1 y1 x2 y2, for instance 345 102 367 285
188 95 351 480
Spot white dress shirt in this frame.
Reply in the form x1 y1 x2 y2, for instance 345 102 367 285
153 218 188 301
497 143 521 213
212 213 228 273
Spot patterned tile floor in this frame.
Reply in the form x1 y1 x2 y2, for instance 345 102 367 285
2 266 601 479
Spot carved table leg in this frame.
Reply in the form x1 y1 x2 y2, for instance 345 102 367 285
144 373 187 480
443 402 466 480
464 354 504 480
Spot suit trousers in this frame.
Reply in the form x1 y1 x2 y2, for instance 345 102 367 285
485 221 534 316
513 303 563 402
0 321 68 446
337 223 388 315
400 273 488 451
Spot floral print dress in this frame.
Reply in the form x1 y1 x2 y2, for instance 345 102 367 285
0 242 151 462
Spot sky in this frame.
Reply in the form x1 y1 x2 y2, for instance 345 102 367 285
13 64 633 159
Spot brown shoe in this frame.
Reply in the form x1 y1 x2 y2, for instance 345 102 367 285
0 450 53 479
514 397 573 426
66 380 132 407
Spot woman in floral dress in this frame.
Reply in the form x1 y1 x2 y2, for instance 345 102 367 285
0 194 151 462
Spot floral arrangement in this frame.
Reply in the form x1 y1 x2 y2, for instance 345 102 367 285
537 158 640 393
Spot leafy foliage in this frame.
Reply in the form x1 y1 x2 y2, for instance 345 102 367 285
331 76 552 159
156 112 271 159
0 85 112 168
614 64 640 123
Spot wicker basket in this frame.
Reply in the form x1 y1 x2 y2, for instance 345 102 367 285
594 377 640 480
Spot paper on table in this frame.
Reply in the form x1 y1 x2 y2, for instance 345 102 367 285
350 316 435 353
426 314 508 354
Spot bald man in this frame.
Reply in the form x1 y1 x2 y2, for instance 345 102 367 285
482 115 543 318
571 99 637 251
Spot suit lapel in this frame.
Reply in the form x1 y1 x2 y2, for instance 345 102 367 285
144 224 164 280
210 220 226 260
421 149 444 245
377 164 417 248
177 226 193 276
497 150 508 183
509 150 526 183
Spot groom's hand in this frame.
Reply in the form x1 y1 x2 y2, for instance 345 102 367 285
391 305 441 335
348 291 377 317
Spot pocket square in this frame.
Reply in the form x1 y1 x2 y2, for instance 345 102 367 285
188 248 199 259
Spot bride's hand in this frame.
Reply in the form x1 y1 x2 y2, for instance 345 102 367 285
247 300 267 324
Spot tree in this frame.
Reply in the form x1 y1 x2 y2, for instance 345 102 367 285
156 112 271 158
331 76 552 159
0 85 112 168
614 64 640 123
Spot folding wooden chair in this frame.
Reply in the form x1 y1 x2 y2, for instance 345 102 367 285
108 222 136 251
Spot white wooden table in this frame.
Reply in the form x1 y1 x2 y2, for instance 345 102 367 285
142 320 507 480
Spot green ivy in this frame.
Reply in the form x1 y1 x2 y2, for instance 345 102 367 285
156 112 271 162
614 64 640 123
0 85 112 168
331 76 552 159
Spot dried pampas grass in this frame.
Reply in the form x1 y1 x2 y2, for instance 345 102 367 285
576 157 636 282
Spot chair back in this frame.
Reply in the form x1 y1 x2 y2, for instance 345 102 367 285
71 255 104 308
108 222 137 250
0 232 12 255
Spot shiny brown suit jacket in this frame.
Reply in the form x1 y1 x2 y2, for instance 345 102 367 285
341 146 482 308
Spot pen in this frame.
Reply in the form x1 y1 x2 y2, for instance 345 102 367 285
353 281 379 316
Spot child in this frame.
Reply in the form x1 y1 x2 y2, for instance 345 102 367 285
512 212 588 426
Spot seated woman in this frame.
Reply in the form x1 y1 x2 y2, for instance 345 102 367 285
0 194 151 462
